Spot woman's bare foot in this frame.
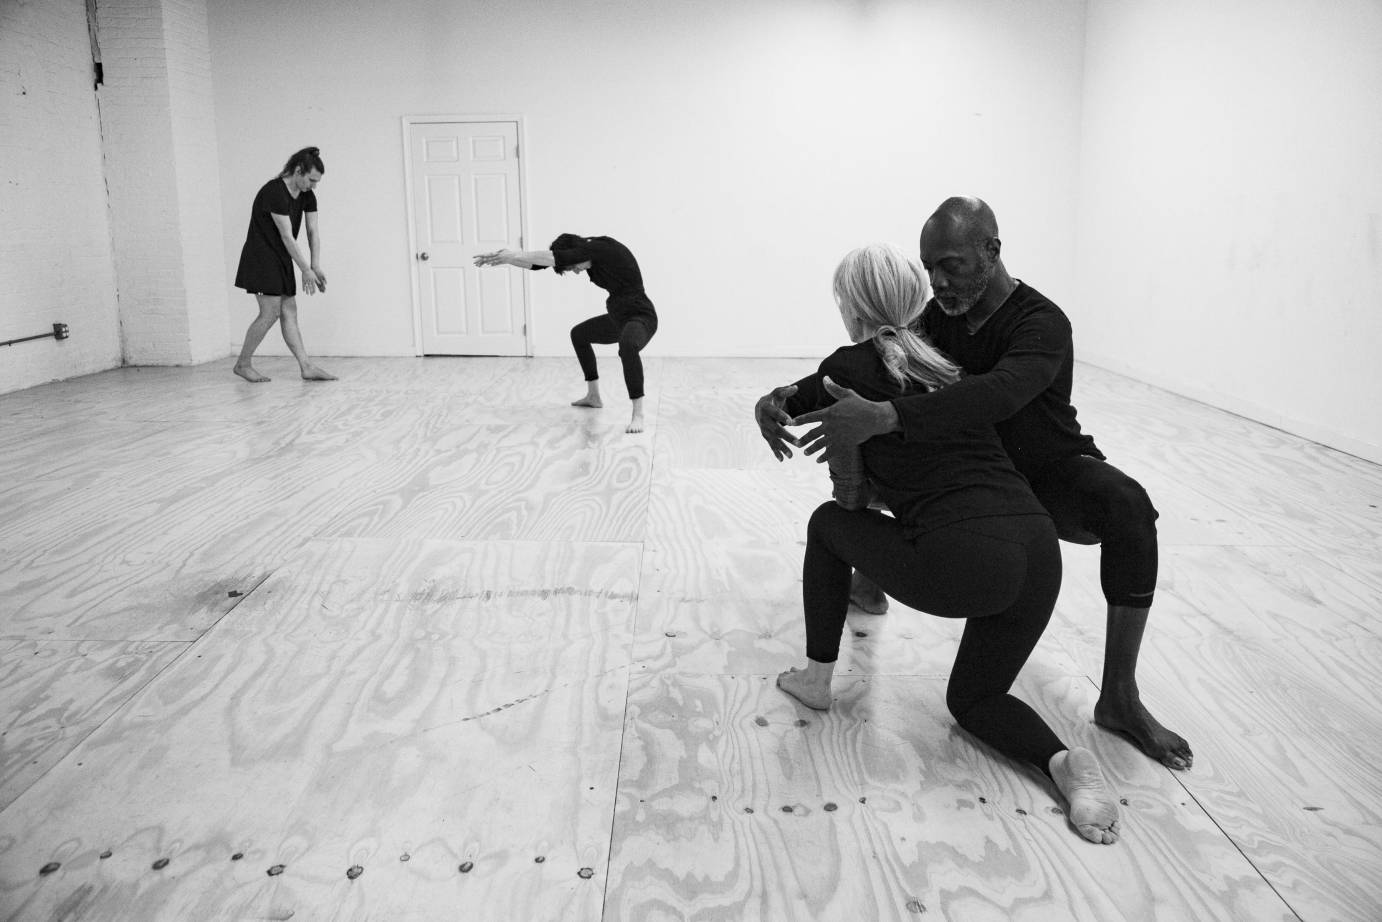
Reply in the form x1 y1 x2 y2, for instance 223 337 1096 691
233 364 270 383
1095 696 1193 770
849 570 888 614
626 413 645 434
573 381 603 408
300 365 337 381
1049 748 1120 844
776 665 833 710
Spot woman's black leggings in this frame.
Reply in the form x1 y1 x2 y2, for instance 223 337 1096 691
570 314 656 400
804 503 1067 775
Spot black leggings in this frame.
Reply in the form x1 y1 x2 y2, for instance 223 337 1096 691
804 503 1066 775
1027 455 1158 609
570 314 656 400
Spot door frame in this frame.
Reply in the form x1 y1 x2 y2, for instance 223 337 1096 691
401 114 532 357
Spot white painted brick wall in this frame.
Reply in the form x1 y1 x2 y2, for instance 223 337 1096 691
94 0 192 365
0 0 123 395
163 0 229 362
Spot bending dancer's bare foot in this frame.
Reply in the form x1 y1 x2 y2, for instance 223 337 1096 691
300 365 337 381
849 570 888 615
626 413 645 434
572 395 603 408
233 364 270 383
775 666 832 710
1095 696 1193 770
1050 747 1120 844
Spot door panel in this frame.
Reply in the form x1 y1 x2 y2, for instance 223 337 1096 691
410 121 527 355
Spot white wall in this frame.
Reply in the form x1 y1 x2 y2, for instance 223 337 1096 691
1074 0 1382 462
97 0 229 366
208 0 1088 360
0 0 123 392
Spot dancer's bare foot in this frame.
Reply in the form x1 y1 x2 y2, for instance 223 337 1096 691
300 365 337 381
572 395 603 408
775 666 832 710
626 413 645 434
849 570 888 615
234 364 270 383
1050 747 1120 844
1095 696 1193 770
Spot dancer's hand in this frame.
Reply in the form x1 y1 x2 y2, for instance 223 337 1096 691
313 266 327 292
302 268 322 295
755 384 800 461
473 249 513 267
793 377 899 463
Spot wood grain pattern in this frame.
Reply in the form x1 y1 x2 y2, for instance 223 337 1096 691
0 537 639 922
0 640 187 811
605 672 1293 922
2 356 1378 921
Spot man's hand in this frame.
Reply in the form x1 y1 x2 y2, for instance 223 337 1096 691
754 384 800 461
792 377 900 464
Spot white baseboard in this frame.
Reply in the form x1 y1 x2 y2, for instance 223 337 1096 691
1078 349 1382 466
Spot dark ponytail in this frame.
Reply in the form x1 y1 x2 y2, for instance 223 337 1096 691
281 146 325 177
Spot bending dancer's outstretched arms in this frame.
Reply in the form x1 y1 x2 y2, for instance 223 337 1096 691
473 248 556 269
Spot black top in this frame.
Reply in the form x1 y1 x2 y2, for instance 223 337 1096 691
534 235 656 325
900 281 1103 479
234 178 316 295
785 342 1049 539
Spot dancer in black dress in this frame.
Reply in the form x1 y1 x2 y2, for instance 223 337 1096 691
772 243 1121 845
475 234 657 433
232 146 335 383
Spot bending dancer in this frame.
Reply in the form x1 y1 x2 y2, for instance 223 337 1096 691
233 146 335 383
475 234 658 433
773 243 1120 845
760 197 1191 771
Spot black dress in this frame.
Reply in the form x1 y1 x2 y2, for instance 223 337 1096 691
234 178 316 296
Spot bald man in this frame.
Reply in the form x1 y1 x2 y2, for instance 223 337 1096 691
756 197 1192 771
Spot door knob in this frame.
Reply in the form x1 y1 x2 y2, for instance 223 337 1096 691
418 252 429 261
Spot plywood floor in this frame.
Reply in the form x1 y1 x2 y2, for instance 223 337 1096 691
1 355 1379 922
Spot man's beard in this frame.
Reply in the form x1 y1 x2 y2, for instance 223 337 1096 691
936 256 996 316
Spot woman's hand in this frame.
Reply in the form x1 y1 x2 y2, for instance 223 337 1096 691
755 384 800 461
473 249 514 267
302 268 322 294
312 265 327 292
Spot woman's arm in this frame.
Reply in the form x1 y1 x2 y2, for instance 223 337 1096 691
473 248 555 269
272 213 321 292
305 211 324 289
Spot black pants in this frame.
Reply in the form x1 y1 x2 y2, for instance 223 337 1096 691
1027 455 1158 609
570 314 656 400
804 503 1066 775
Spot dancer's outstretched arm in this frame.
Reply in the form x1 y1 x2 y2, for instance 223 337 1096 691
473 248 555 269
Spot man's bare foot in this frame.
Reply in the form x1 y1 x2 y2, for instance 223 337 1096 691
1049 747 1120 844
234 364 270 383
849 571 888 615
572 395 604 408
626 414 645 434
1095 697 1193 770
300 365 337 381
775 666 832 710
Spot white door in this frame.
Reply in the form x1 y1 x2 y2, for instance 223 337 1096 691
409 120 527 355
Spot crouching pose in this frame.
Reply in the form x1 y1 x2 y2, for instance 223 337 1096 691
475 234 657 433
770 243 1120 844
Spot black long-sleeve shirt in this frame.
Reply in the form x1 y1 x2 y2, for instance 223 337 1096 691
901 281 1102 479
785 342 1048 539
